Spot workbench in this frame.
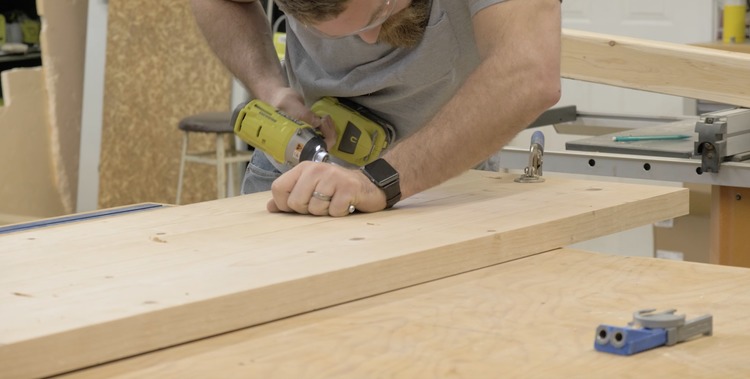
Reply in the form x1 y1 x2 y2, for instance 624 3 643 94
501 30 750 267
61 248 750 378
1 170 691 378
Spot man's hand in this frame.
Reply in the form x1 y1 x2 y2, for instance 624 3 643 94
268 88 338 151
267 162 387 217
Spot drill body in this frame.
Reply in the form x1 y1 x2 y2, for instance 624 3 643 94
233 97 395 169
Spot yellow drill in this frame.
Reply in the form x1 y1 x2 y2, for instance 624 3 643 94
232 97 395 168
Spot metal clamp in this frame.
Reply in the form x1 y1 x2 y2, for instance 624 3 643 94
694 108 750 173
515 131 545 183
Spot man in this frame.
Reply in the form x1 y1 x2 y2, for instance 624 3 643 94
190 0 561 216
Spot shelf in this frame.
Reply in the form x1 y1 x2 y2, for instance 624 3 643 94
0 51 41 64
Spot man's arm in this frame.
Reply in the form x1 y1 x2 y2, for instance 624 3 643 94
190 0 315 121
384 0 562 198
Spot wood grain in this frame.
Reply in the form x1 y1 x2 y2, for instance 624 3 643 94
0 171 688 378
61 249 750 379
562 29 750 107
711 186 750 267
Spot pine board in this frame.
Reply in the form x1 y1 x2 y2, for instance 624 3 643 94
0 171 688 378
562 29 750 107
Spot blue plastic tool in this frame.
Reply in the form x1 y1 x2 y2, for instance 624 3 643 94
594 309 712 356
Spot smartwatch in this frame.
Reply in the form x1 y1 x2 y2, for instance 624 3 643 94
361 158 401 209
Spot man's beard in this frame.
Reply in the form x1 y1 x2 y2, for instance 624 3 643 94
378 0 430 48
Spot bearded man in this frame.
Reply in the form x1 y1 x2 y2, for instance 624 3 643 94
191 0 562 216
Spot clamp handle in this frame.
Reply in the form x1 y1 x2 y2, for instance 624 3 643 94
515 131 545 183
632 308 713 346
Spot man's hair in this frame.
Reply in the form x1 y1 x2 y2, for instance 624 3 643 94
274 0 349 24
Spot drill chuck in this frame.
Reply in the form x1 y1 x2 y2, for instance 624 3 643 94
286 127 329 164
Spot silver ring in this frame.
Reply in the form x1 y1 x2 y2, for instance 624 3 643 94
312 191 333 202
348 205 356 214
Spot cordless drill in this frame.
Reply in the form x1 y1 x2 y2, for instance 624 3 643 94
232 97 396 168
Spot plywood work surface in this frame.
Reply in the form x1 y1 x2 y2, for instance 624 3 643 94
0 171 688 378
63 249 750 379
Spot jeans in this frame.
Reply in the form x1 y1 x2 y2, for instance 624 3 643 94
241 152 283 194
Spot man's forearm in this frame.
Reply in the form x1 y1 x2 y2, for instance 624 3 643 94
190 0 286 100
383 0 562 199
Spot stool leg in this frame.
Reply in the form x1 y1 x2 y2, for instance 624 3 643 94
227 137 240 197
216 134 227 199
176 132 189 205
227 162 236 197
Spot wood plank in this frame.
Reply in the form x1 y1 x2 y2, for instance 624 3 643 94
60 249 750 378
692 41 750 55
0 171 688 378
711 186 750 267
562 29 750 107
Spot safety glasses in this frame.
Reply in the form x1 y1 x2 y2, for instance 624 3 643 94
303 0 399 39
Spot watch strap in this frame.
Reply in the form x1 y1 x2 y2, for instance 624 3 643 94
362 158 401 209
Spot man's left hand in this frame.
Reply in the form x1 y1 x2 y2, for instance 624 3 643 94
267 162 387 216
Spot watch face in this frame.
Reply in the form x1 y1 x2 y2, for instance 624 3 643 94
366 159 399 185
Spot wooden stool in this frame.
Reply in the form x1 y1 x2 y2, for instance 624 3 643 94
176 112 253 204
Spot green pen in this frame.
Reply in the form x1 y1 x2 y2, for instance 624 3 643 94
612 134 692 142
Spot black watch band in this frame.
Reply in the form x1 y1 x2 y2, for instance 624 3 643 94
361 158 401 209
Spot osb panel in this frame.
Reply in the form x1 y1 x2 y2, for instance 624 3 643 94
37 0 88 214
99 0 232 208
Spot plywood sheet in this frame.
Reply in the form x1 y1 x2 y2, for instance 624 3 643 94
0 171 689 378
62 249 750 378
99 0 232 208
67 250 750 379
562 29 750 107
0 1 87 223
37 0 88 214
0 68 66 222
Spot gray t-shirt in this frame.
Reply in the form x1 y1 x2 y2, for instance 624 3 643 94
268 0 506 171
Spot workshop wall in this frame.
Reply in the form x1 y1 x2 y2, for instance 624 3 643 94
98 0 232 208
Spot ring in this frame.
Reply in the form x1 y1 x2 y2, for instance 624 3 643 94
348 205 356 214
312 191 333 202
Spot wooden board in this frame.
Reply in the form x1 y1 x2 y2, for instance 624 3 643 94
0 171 688 378
711 186 750 267
692 41 750 55
60 249 750 378
562 29 750 108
